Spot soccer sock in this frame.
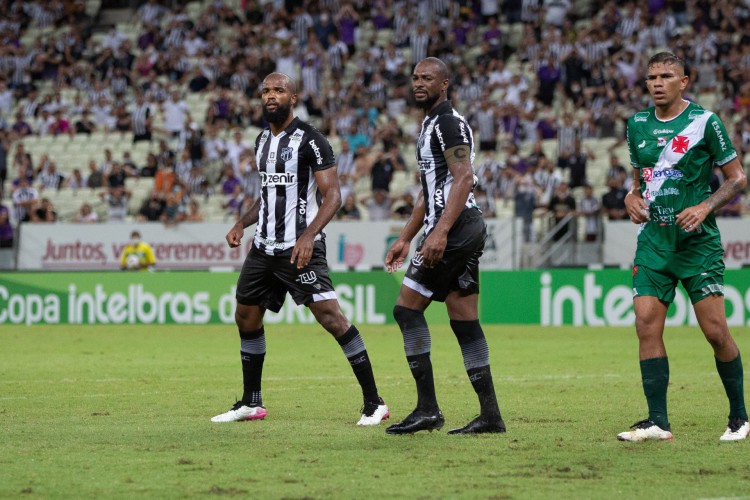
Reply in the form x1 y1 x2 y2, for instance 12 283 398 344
640 357 670 430
394 305 438 412
336 325 379 403
239 327 266 407
715 353 748 421
450 319 502 419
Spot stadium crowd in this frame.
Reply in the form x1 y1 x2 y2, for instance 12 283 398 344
1 0 749 250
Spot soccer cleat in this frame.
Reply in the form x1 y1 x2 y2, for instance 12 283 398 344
617 419 673 442
720 417 750 441
211 401 268 423
357 397 390 426
385 408 445 435
448 415 506 435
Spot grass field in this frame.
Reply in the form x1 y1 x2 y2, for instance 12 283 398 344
3 324 750 499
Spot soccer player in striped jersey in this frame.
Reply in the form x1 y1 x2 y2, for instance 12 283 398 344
619 52 749 442
211 73 388 427
384 58 505 435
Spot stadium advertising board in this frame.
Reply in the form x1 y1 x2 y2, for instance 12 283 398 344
3 269 750 326
17 220 517 271
602 219 750 268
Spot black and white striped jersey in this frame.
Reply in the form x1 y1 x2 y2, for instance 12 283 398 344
253 117 336 254
416 100 478 234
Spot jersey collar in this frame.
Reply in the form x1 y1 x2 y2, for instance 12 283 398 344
426 100 452 119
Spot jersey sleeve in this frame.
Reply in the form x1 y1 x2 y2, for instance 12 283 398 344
704 113 738 167
143 244 156 266
626 116 640 169
303 128 336 172
434 114 471 150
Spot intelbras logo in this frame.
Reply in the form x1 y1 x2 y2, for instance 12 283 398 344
261 171 296 186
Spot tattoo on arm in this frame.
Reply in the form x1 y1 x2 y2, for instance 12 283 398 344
444 145 470 165
705 178 743 211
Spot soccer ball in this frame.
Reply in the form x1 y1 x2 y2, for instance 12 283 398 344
125 254 141 270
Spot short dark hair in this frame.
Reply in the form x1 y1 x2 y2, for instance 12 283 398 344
648 52 685 74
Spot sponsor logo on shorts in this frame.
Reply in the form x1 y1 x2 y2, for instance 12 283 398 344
298 271 318 284
411 253 424 267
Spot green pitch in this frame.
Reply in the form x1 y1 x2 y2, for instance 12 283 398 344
2 324 750 499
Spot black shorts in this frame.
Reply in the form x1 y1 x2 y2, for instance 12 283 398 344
236 240 336 312
404 208 485 302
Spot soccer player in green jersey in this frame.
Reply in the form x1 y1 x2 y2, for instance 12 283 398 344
618 52 749 442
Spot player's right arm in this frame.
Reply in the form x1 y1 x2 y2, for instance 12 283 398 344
385 189 425 273
624 116 650 224
226 197 260 248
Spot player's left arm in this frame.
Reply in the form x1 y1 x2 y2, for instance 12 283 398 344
291 165 342 269
676 115 747 232
420 142 474 267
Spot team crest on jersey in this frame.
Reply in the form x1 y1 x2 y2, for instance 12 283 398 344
280 147 294 161
657 137 667 147
672 135 689 153
634 112 649 122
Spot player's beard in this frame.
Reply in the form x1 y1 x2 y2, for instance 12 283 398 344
414 92 440 110
262 102 292 125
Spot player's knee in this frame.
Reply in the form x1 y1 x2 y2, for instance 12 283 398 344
450 319 484 344
393 305 424 329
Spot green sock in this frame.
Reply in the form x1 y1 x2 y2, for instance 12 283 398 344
640 357 670 430
715 353 748 421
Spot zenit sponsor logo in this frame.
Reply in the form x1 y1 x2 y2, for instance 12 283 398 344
260 172 296 186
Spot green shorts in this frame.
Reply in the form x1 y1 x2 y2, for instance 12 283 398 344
632 262 725 305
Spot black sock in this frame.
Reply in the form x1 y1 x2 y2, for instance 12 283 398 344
406 353 438 412
450 319 501 420
467 365 502 420
239 328 265 406
337 325 379 403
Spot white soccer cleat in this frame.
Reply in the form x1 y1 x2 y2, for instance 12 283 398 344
617 419 673 442
720 418 750 441
211 401 268 423
357 398 390 426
